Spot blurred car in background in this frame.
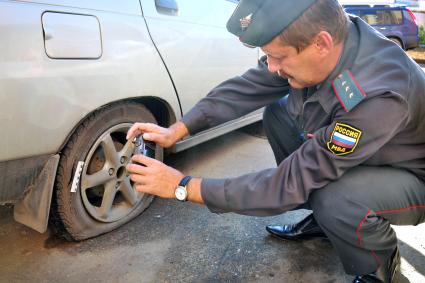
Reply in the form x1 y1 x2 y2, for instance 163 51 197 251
0 0 261 240
344 4 419 50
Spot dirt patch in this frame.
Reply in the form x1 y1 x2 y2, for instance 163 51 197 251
407 47 425 63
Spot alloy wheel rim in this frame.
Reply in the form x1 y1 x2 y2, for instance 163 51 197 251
80 123 145 223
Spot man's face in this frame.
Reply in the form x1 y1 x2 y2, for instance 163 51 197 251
261 37 322 89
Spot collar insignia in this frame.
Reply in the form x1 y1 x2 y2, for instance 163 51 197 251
332 70 366 112
240 13 253 31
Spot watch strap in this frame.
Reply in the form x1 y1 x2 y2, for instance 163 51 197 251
178 176 192 187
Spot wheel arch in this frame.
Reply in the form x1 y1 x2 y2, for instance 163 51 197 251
387 36 405 50
57 96 177 154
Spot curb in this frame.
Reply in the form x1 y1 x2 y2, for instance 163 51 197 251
414 58 425 64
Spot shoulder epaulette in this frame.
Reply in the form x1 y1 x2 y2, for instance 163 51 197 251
332 70 366 112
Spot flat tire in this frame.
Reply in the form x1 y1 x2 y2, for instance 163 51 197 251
50 102 162 241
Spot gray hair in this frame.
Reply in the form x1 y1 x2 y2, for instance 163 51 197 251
278 0 349 51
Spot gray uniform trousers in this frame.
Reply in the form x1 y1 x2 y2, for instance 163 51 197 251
263 97 425 275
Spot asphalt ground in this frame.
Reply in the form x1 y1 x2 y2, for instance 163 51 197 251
0 130 424 283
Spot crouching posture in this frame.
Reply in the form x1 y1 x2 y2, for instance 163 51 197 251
127 0 425 281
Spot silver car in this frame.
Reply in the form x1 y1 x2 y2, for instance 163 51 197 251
0 0 261 240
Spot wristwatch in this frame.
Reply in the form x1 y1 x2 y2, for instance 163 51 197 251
175 176 192 201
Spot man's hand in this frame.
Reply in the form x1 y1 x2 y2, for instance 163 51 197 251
126 121 189 148
126 155 184 199
126 121 204 204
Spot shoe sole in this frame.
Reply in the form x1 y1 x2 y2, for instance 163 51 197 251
268 232 327 241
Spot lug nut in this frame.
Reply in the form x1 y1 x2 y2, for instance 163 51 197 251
120 157 126 164
108 168 114 176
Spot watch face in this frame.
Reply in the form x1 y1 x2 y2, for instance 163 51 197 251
175 186 187 201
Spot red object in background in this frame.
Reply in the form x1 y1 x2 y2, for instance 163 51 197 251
407 8 418 26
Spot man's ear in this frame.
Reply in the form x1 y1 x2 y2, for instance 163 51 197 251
313 31 334 55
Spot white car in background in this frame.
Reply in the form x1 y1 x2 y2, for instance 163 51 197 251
0 0 261 240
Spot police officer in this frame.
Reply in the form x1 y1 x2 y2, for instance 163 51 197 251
126 0 425 282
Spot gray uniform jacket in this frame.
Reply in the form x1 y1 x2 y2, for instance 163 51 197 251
181 16 425 216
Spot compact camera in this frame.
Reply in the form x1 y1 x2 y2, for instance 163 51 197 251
133 135 156 159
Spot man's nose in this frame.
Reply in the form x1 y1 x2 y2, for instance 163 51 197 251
267 59 280 73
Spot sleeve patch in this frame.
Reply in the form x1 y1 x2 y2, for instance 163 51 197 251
327 123 362 155
332 70 366 112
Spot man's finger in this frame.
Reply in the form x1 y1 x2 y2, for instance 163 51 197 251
126 123 143 140
142 132 162 143
126 123 159 140
131 154 158 167
126 130 141 141
138 123 161 133
134 183 149 194
126 162 150 175
129 173 147 184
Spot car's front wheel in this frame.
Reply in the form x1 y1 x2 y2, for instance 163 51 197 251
50 102 162 241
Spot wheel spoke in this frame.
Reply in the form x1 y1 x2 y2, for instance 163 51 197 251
82 169 114 189
101 134 120 167
98 181 117 219
121 179 140 206
120 138 135 159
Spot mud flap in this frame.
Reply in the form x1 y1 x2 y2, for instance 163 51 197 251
14 154 59 233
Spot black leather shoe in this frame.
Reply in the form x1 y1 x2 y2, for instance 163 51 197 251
352 246 401 283
266 214 326 240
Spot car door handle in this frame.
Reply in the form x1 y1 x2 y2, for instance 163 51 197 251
155 0 179 16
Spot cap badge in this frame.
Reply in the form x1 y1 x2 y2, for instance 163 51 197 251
240 13 253 31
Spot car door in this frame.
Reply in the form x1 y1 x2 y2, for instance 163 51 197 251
139 0 258 114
